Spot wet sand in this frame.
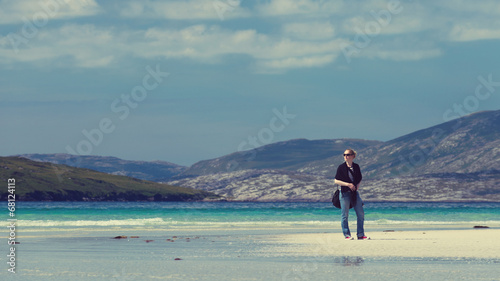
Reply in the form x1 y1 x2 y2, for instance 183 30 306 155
4 226 500 280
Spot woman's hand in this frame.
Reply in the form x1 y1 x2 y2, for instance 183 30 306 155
348 183 356 191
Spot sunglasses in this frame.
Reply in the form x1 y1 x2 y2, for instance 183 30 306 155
343 153 353 156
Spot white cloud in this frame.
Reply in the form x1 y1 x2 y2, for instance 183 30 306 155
1 0 499 72
437 0 500 41
339 1 434 36
0 0 101 24
121 0 213 19
357 39 442 61
0 24 116 68
449 23 500 42
342 15 428 36
118 0 344 20
255 54 337 74
256 0 343 17
119 0 343 20
0 23 346 72
120 0 250 20
141 25 346 72
364 47 442 61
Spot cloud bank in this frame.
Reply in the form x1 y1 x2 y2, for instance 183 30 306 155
1 0 499 73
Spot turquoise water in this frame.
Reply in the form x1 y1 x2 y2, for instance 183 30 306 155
16 201 500 229
7 202 500 281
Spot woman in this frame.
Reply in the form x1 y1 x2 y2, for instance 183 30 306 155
334 149 368 240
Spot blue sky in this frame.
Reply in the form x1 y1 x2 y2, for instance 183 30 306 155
1 0 499 166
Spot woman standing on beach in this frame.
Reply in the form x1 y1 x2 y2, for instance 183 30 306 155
334 149 368 240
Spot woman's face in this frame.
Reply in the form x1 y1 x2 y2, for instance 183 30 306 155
343 150 354 160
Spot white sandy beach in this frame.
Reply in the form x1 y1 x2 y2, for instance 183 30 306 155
268 228 500 259
4 226 500 281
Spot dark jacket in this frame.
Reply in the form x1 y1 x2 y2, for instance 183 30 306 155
335 162 362 193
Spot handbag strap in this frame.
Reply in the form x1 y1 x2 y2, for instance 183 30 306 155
347 165 356 183
347 166 355 177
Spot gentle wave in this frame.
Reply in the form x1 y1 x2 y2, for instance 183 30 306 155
16 218 500 228
17 218 167 227
17 219 331 227
370 219 500 225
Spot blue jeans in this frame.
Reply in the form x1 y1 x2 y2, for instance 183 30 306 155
340 190 364 238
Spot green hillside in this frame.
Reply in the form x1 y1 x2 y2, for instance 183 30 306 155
0 156 219 201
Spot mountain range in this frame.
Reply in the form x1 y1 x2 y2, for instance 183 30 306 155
18 109 500 202
168 110 500 201
181 139 381 176
179 110 500 179
18 154 187 182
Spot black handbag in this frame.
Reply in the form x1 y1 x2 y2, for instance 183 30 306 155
332 187 354 209
332 188 341 209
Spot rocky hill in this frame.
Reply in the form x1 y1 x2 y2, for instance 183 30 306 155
181 138 381 176
300 110 500 179
168 169 500 202
0 156 217 201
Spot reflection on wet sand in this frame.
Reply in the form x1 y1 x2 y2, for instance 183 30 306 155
334 256 364 266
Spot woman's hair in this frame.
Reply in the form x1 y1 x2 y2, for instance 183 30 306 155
346 148 357 157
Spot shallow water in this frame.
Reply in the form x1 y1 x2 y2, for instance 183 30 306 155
4 201 500 280
5 227 500 281
15 201 500 229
